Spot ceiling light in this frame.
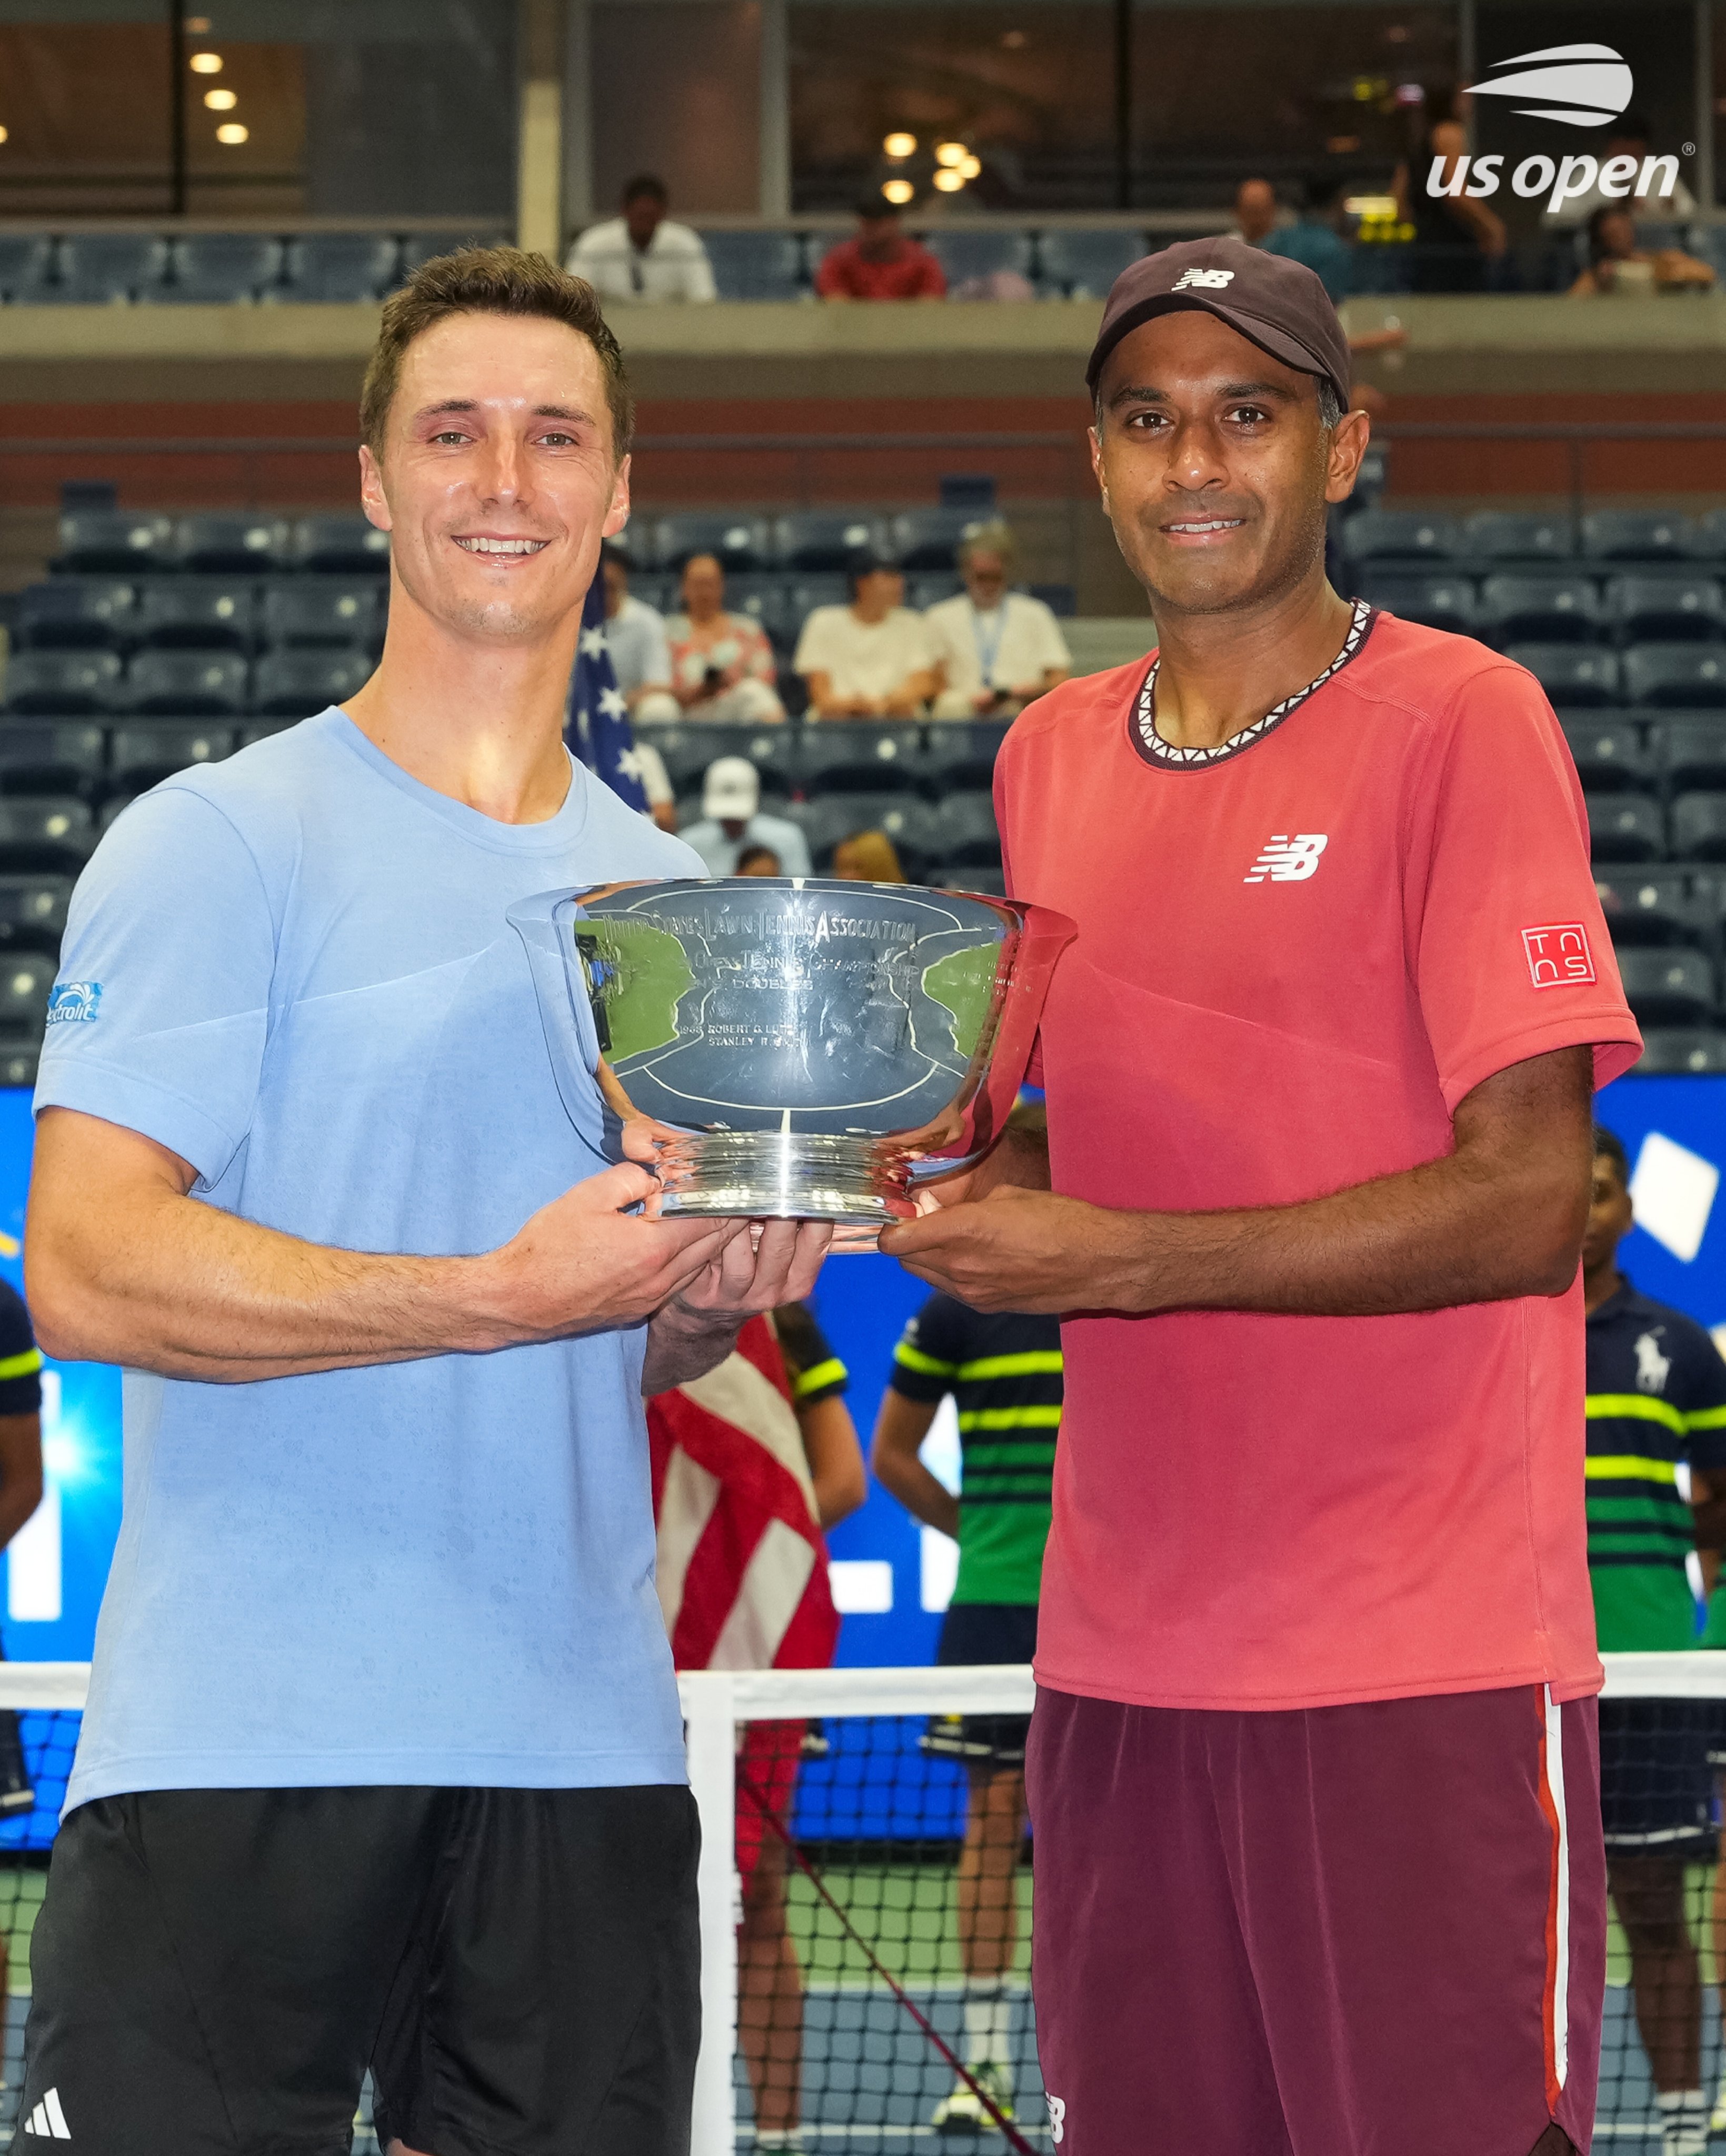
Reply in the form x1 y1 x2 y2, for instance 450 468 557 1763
881 177 915 205
1002 28 1026 46
185 15 211 28
934 141 966 168
203 87 237 109
932 168 965 193
0 127 8 145
215 122 248 144
883 131 916 159
959 154 982 179
189 50 222 73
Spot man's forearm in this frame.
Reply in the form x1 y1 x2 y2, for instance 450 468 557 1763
641 1304 739 1395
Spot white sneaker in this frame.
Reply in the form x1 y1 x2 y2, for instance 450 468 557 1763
932 2060 1016 2134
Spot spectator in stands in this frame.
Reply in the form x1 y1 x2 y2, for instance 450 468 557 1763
795 555 939 720
680 756 812 877
1233 177 1281 247
1394 99 1505 293
600 544 679 722
815 202 946 302
665 554 785 722
735 844 782 876
831 831 906 883
1544 112 1698 228
925 522 1071 719
1262 177 1354 303
566 174 716 303
1583 1127 1726 2156
1570 206 1714 297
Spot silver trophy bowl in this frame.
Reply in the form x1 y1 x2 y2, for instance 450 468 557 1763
510 877 1075 1221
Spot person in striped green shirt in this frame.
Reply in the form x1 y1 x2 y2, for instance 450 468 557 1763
1586 1127 1726 2156
872 1291 1060 2133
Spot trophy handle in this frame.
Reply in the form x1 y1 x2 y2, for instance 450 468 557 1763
505 888 613 1167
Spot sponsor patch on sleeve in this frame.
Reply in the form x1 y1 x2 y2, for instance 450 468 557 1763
1521 924 1596 989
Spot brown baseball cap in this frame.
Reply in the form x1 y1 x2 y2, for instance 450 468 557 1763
1085 236 1351 413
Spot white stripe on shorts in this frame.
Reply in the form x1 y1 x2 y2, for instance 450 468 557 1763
1544 1683 1570 2091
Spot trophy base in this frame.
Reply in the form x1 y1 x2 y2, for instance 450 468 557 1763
656 1132 906 1222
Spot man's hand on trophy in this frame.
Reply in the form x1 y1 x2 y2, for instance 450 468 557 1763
879 1184 1126 1314
483 1162 745 1343
668 1217 834 1325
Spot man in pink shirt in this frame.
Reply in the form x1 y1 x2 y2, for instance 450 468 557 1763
815 202 946 301
882 239 1639 2156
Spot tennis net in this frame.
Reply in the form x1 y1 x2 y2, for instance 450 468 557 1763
7 1656 1726 2151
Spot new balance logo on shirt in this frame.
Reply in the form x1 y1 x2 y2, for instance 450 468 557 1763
23 2089 70 2139
1244 833 1328 883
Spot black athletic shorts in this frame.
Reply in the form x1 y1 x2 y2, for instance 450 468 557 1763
1598 1697 1717 1855
12 1782 700 2156
921 1602 1038 1770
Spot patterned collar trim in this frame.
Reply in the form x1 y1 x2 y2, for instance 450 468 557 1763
1130 598 1376 772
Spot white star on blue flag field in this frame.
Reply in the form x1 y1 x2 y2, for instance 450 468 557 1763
565 575 649 812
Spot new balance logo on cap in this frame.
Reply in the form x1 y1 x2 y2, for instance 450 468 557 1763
1244 834 1328 883
23 2089 71 2139
1171 267 1235 291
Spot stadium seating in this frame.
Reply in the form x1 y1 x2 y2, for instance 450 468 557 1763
252 651 372 717
291 516 392 574
1637 1029 1726 1073
127 651 247 717
1563 721 1651 792
1618 949 1717 1028
162 235 284 305
57 513 173 573
1361 574 1476 635
0 877 73 958
1510 646 1620 708
0 725 107 797
0 955 57 1037
136 581 257 650
15 581 135 651
700 231 805 302
263 581 383 649
1342 511 1462 566
1593 871 1710 948
1035 228 1148 298
654 515 773 573
1588 794 1665 863
283 234 403 304
1582 511 1698 564
1607 575 1726 643
55 233 168 304
1625 645 1726 708
1479 575 1600 645
923 228 1036 288
175 515 291 573
3 652 123 717
0 799 94 873
795 727 924 796
0 236 53 303
773 514 891 572
1462 512 1576 566
109 723 232 791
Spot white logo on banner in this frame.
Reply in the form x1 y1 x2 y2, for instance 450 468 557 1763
1464 43 1633 127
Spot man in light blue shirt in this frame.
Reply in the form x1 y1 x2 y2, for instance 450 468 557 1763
18 246 829 2156
679 752 812 876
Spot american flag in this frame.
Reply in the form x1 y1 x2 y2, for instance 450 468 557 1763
566 573 651 812
648 1314 840 1674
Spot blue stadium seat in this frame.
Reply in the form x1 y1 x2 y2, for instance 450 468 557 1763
136 580 256 651
2 651 123 717
653 515 772 573
0 1046 37 1086
1593 870 1707 948
290 515 390 574
773 514 889 573
1670 793 1726 863
637 725 793 802
1588 793 1664 862
282 234 401 303
1461 511 1576 566
163 235 284 304
1362 573 1477 635
890 509 992 572
1348 445 1389 510
109 722 234 789
57 512 173 574
0 724 106 798
1636 1028 1726 1073
1479 575 1601 645
923 227 1035 288
127 651 248 717
56 234 168 304
932 791 1001 869
1618 947 1716 1027
262 581 383 649
723 576 793 651
625 572 677 615
1582 511 1698 565
1695 508 1726 562
14 581 135 651
0 799 95 873
792 795 941 875
1607 576 1726 644
398 233 510 274
786 577 849 631
1341 511 1460 566
1562 720 1650 792
923 721 1011 794
251 650 372 717
0 954 57 1036
697 231 805 301
907 574 964 611
1036 229 1148 298
796 727 923 797
1653 718 1726 791
0 877 74 957
175 514 290 573
1625 645 1726 709
1508 645 1620 707
0 237 54 303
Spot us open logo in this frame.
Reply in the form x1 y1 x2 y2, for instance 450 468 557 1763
1428 44 1686 214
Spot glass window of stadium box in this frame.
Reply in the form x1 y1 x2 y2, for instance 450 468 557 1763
586 1 763 215
0 0 515 221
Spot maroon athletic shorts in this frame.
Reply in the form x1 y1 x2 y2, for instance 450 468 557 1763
1026 1682 1604 2156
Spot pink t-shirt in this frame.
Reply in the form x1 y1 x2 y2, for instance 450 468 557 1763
996 610 1641 1712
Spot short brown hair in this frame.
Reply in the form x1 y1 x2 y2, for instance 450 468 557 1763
359 246 634 461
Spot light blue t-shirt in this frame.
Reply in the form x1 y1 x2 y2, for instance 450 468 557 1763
37 708 705 1810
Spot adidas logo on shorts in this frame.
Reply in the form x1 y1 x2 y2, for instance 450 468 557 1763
22 2088 71 2139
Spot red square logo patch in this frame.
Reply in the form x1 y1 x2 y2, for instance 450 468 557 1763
1522 922 1596 989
